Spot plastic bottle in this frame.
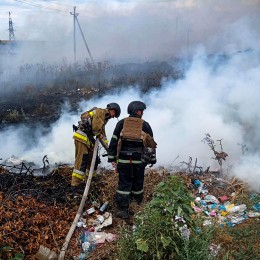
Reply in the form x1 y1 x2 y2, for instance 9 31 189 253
226 204 247 213
93 215 105 226
99 202 109 213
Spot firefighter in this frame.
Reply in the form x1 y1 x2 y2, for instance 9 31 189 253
71 103 121 187
108 101 157 219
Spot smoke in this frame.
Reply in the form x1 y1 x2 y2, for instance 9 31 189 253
0 0 259 63
1 44 260 190
0 0 260 190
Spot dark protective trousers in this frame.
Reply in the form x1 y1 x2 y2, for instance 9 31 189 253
115 163 146 210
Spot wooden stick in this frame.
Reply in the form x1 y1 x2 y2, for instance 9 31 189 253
58 139 99 260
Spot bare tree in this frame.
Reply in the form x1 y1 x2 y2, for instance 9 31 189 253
202 133 228 174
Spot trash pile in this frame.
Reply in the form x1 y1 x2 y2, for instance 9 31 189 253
1 157 260 259
186 173 260 228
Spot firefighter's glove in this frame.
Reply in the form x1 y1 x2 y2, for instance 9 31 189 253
149 158 157 168
73 124 78 132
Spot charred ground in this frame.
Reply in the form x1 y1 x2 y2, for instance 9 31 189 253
0 60 182 129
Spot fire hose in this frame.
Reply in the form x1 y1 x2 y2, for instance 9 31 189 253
58 139 100 260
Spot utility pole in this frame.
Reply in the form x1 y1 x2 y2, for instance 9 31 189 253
70 6 78 62
8 12 15 41
75 16 94 64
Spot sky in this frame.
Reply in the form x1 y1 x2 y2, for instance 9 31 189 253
0 0 260 191
0 0 259 62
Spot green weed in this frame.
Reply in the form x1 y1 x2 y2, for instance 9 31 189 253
117 176 216 260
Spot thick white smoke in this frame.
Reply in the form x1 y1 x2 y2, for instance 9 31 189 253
1 44 260 190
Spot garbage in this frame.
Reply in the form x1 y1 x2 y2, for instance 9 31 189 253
94 212 113 231
192 205 203 213
218 195 229 203
77 218 86 227
193 179 202 188
204 195 219 204
209 243 221 257
252 203 260 211
87 207 95 215
209 211 217 217
248 211 260 218
226 204 247 213
91 232 117 244
82 241 91 252
203 219 212 226
192 179 208 194
229 214 248 224
195 197 201 202
35 245 58 260
179 224 190 240
208 203 218 210
80 231 96 253
99 201 109 213
93 215 105 226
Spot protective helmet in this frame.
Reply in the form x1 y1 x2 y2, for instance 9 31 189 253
127 101 146 115
107 102 121 118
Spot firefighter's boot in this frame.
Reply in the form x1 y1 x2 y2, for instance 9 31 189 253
71 176 84 187
116 209 130 219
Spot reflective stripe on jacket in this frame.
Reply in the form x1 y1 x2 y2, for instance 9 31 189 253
73 130 93 147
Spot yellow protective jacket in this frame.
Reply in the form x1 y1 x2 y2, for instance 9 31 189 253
73 108 109 149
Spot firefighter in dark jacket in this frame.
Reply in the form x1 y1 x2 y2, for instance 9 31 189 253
71 103 121 187
108 101 157 219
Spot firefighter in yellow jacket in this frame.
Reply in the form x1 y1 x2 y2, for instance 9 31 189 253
71 103 121 187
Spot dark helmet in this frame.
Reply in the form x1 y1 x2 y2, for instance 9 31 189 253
107 102 121 118
127 101 146 115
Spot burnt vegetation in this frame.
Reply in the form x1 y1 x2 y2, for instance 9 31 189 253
0 59 182 129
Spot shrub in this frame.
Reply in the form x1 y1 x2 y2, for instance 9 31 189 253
117 176 215 260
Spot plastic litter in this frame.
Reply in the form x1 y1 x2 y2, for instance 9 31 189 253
204 195 219 204
203 219 212 226
94 212 113 231
87 207 95 215
93 215 105 226
218 195 229 203
229 214 248 224
226 204 247 213
99 201 109 213
179 224 190 240
248 211 260 218
209 243 221 257
208 203 218 210
252 203 260 211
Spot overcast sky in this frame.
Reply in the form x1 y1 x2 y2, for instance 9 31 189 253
0 0 259 62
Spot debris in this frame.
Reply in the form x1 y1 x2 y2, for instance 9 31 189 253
87 207 96 215
94 213 113 231
35 245 58 260
248 211 260 218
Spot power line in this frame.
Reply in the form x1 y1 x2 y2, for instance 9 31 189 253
40 0 73 8
13 0 70 13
